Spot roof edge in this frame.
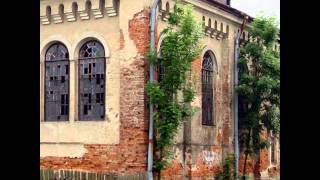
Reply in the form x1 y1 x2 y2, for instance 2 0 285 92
202 0 254 22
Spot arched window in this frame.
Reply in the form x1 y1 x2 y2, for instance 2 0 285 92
79 40 105 120
202 51 215 125
208 19 211 28
45 43 69 121
158 44 165 82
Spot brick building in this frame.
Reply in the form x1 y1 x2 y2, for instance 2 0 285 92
40 0 280 179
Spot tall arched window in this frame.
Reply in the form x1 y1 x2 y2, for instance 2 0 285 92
45 43 69 121
79 40 105 120
158 44 165 82
202 51 215 125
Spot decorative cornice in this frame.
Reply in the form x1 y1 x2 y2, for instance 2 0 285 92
40 0 118 25
65 12 76 22
159 0 230 41
52 14 63 24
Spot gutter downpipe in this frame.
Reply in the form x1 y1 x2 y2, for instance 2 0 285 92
148 0 159 179
234 15 248 180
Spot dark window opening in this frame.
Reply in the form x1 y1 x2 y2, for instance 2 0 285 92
45 42 70 121
201 51 214 126
79 40 105 120
157 44 165 82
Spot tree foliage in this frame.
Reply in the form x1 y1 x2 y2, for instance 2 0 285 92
236 15 279 178
146 0 203 173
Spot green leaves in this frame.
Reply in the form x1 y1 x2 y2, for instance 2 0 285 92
249 15 279 46
146 82 165 104
146 0 203 172
237 16 280 157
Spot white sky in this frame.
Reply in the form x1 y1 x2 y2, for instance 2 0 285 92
231 0 280 21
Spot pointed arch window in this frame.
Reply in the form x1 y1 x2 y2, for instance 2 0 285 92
45 43 69 121
78 40 105 120
202 51 215 125
157 44 165 82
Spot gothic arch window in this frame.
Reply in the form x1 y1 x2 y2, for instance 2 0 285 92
157 43 165 82
78 40 105 120
45 42 70 121
202 51 215 125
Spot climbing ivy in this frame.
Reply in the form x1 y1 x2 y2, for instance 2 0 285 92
146 0 204 173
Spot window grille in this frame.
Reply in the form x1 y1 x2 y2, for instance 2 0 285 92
78 40 105 120
45 43 69 121
201 51 214 125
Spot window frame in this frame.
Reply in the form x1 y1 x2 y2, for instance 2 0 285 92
44 42 70 122
201 51 215 126
77 40 106 121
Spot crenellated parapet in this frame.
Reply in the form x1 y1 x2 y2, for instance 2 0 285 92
158 0 231 41
202 15 229 40
239 30 280 52
40 0 118 25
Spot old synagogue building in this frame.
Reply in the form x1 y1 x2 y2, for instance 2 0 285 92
40 0 280 179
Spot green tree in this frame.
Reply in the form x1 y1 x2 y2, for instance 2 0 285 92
236 16 280 179
146 0 203 176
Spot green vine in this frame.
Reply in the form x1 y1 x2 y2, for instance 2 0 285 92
215 154 236 180
146 0 204 173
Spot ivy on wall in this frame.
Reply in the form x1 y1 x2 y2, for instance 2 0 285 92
146 0 204 174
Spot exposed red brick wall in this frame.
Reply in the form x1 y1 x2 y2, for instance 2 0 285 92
238 155 255 174
188 151 221 178
259 148 269 171
160 146 223 179
40 9 150 176
129 10 150 56
268 165 280 177
238 129 277 178
160 160 184 180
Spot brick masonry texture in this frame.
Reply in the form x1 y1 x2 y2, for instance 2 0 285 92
40 6 278 179
40 9 150 175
